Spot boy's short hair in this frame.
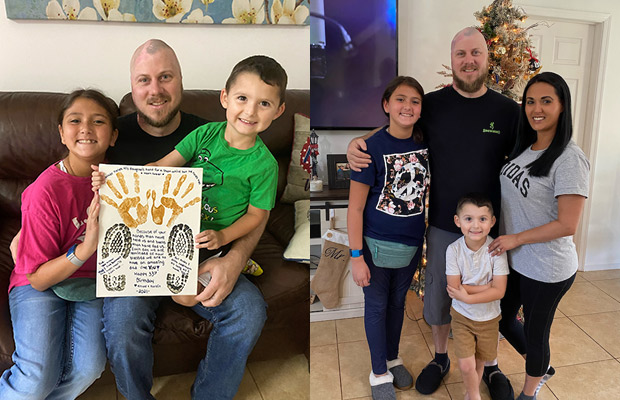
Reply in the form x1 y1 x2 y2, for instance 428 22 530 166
456 192 494 216
225 55 288 105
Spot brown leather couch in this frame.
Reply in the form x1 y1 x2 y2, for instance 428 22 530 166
0 89 309 380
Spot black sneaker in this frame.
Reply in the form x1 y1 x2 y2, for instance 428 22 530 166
482 367 514 400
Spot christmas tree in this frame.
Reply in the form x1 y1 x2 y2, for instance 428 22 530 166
438 0 543 100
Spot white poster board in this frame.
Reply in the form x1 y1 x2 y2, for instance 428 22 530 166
96 164 202 297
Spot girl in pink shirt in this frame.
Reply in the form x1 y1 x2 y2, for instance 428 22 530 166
0 89 118 399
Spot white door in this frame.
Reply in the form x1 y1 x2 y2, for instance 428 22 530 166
526 18 595 149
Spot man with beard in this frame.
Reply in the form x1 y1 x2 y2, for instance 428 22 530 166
347 28 519 399
104 40 268 400
10 39 267 399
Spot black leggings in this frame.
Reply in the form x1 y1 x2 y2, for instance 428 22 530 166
499 267 575 377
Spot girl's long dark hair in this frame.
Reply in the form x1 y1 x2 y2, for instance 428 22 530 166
508 72 572 177
58 89 118 131
381 76 424 143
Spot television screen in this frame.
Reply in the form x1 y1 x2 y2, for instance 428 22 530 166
310 0 397 130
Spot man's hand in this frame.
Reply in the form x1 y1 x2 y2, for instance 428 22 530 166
346 137 371 172
194 252 242 307
194 213 266 307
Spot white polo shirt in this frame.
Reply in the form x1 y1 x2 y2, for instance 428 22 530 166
446 236 509 322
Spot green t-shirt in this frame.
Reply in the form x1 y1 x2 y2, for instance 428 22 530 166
175 121 278 232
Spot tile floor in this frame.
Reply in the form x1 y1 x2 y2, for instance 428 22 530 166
310 270 620 399
78 354 310 399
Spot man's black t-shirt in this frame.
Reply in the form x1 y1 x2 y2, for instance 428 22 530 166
420 86 519 235
107 111 208 165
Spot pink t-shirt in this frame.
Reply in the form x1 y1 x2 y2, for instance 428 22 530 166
9 164 97 293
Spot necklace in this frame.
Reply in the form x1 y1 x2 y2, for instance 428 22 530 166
64 157 75 176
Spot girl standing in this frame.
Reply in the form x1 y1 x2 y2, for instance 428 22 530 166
0 89 118 399
348 76 429 400
489 72 590 400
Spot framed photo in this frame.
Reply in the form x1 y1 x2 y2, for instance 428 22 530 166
327 154 351 189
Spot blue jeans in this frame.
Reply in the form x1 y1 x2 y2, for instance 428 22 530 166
363 244 421 375
0 285 106 400
103 274 267 400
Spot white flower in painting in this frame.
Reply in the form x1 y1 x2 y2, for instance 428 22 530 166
93 0 136 21
200 0 215 4
222 0 265 24
182 9 214 24
270 0 308 25
46 0 98 20
152 0 193 23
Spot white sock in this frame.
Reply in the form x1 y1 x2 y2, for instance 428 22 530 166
386 357 403 369
369 370 394 386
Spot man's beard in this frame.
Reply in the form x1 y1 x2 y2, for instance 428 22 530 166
453 69 487 94
137 103 181 128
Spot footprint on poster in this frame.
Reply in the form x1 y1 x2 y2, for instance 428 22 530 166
167 224 194 261
103 274 126 292
102 223 132 259
166 272 188 294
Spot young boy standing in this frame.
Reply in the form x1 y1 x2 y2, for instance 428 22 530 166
445 193 509 400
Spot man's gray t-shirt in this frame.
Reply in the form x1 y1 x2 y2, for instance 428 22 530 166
499 142 590 283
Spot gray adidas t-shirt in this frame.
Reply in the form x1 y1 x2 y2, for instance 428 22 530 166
499 142 590 283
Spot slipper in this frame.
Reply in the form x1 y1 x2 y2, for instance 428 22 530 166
414 358 450 394
387 357 413 390
482 367 514 400
369 371 396 400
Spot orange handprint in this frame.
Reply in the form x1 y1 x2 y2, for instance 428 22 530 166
149 173 201 227
100 171 148 228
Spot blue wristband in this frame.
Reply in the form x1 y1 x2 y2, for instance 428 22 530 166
350 249 363 258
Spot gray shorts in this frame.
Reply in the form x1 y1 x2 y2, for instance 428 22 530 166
423 225 462 326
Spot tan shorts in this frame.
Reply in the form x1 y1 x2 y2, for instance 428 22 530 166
450 307 501 361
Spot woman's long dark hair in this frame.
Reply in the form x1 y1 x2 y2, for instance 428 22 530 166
508 72 573 177
381 76 424 143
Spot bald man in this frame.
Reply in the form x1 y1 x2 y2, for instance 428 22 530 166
104 40 267 400
347 28 519 398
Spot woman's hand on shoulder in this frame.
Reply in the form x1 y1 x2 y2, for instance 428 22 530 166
488 234 521 257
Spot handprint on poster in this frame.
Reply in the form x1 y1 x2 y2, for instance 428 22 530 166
96 164 202 297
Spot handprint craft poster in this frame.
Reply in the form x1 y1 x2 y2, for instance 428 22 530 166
96 164 202 297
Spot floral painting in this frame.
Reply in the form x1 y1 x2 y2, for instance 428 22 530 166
4 0 310 25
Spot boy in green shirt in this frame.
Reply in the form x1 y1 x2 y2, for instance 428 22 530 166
93 55 286 305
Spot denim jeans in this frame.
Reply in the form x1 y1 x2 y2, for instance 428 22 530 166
0 285 106 400
103 274 267 400
362 244 421 375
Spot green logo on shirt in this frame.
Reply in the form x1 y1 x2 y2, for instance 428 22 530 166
483 122 501 135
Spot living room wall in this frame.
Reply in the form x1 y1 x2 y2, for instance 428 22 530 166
316 0 620 272
0 0 310 103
